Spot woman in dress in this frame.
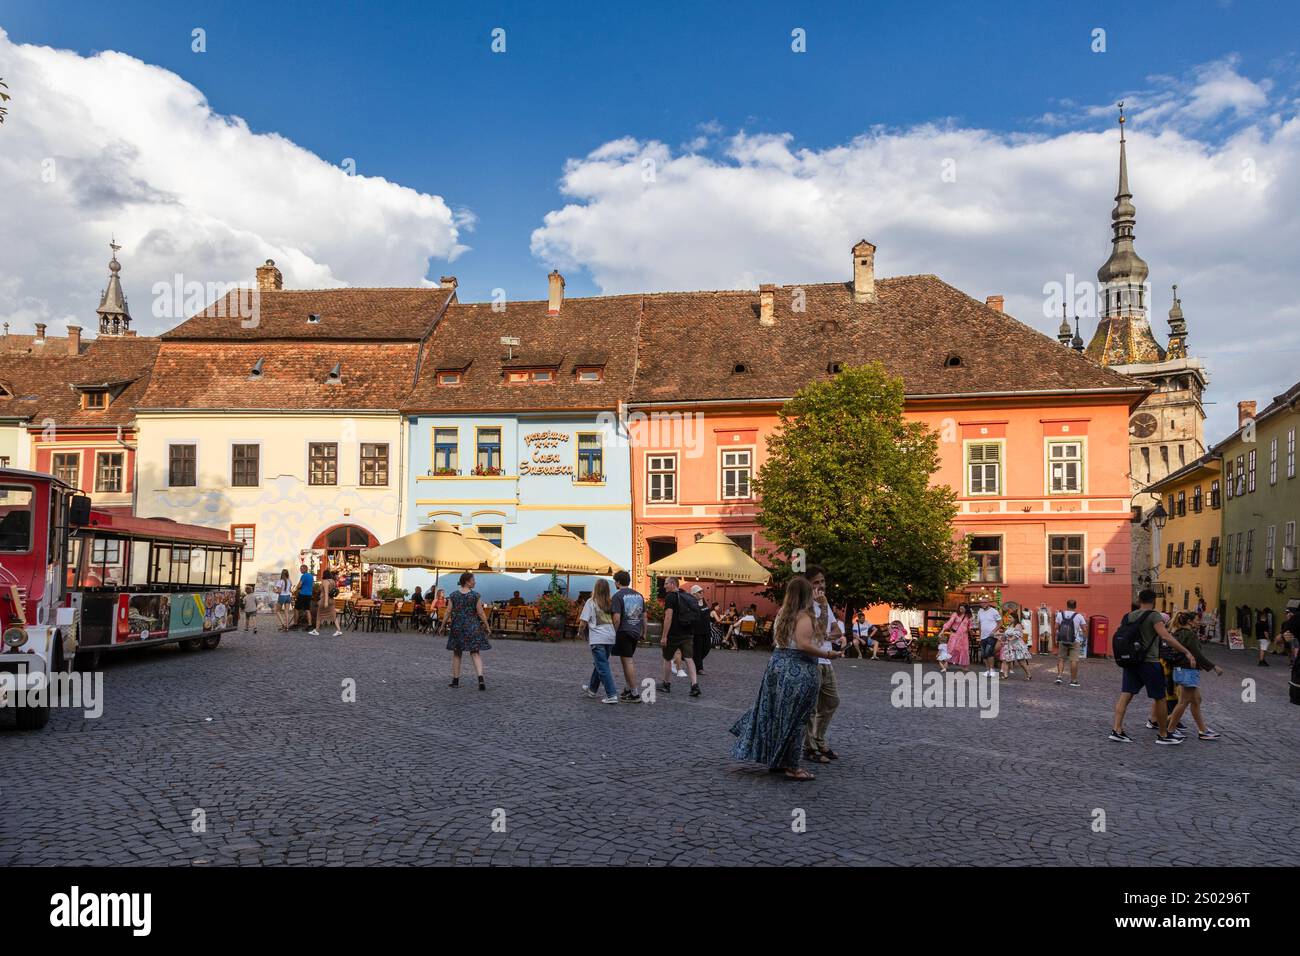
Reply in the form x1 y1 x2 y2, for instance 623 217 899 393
274 568 293 631
939 603 973 671
997 602 1032 680
447 572 491 690
315 563 341 637
729 576 843 781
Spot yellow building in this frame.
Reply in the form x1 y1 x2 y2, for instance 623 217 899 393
1144 454 1223 620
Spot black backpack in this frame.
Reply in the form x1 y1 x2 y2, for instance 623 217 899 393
668 590 698 629
1112 610 1156 667
1055 612 1079 645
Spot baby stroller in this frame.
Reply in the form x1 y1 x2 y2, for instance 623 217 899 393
884 622 915 663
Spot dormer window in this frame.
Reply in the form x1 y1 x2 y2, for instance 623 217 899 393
532 370 552 382
506 369 555 384
438 371 462 386
576 367 603 383
83 390 108 410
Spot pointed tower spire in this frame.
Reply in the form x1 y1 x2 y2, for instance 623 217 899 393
96 237 132 336
1057 302 1073 346
1086 103 1163 367
1166 283 1189 359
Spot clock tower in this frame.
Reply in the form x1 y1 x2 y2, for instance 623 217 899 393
1078 106 1208 592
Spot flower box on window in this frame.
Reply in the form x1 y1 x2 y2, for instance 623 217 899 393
472 465 504 477
575 472 604 484
428 467 460 477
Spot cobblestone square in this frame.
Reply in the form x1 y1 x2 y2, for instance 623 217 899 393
3 632 1296 866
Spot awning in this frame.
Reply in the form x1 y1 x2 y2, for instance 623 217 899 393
646 531 770 585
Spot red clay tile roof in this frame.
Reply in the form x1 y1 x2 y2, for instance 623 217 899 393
629 276 1145 404
0 332 87 356
163 287 454 342
403 297 643 412
0 336 159 427
137 342 421 411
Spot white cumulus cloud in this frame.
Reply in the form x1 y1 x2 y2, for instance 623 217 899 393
0 28 469 335
530 58 1300 441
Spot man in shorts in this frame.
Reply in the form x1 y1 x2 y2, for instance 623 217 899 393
1110 589 1196 744
1054 599 1086 686
975 596 1002 677
295 564 316 633
658 577 700 697
610 570 645 702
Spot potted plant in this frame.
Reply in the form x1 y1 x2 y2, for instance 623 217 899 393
430 466 459 477
377 586 408 601
472 464 504 477
644 594 665 644
537 572 570 639
575 472 604 484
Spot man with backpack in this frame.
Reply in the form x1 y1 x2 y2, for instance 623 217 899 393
1109 588 1196 744
658 577 701 697
1054 599 1087 687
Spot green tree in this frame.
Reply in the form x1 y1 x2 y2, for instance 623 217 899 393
755 362 971 622
0 78 10 125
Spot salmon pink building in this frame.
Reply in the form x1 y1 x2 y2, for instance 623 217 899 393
627 241 1148 644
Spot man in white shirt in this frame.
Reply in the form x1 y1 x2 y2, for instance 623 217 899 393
1053 599 1087 687
803 566 842 761
975 596 1002 678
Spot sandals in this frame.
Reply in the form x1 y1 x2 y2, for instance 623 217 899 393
803 749 831 764
820 748 839 761
784 768 816 781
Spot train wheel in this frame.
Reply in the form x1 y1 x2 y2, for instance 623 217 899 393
200 634 222 650
180 639 202 652
74 649 101 671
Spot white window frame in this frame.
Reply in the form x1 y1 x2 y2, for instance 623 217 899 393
51 450 81 488
1265 525 1275 574
1045 438 1085 495
94 450 125 494
646 453 677 504
965 439 1004 496
1284 522 1297 572
719 447 753 501
1270 437 1278 485
1288 428 1296 479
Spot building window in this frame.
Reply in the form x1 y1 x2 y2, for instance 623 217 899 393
1224 462 1234 499
576 367 603 382
82 390 108 410
1234 531 1244 574
1166 542 1175 569
1048 534 1085 584
231 444 260 487
1224 535 1233 574
1047 440 1083 494
505 369 554 384
1265 525 1276 574
560 524 586 541
230 525 255 561
1235 455 1245 496
1191 485 1202 513
169 444 196 487
576 433 602 480
94 452 124 493
433 428 459 474
1207 536 1220 567
1284 522 1297 572
1175 491 1186 517
309 443 338 486
1210 480 1221 509
1174 542 1184 568
1270 438 1278 485
1140 447 1151 482
90 538 121 566
969 535 1003 583
360 443 389 486
1288 428 1296 479
1244 529 1254 573
477 525 503 548
721 449 752 499
1247 449 1256 493
475 428 502 474
51 452 80 487
1189 539 1201 567
966 442 1002 495
647 454 677 503
727 534 754 556
437 372 461 386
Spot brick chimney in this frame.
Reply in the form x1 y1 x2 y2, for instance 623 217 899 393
852 239 877 304
985 295 1004 312
759 284 776 326
34 323 47 343
1238 400 1257 428
255 259 283 292
67 324 82 355
547 270 565 315
440 276 458 290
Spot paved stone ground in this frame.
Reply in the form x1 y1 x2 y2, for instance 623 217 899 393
2 628 1297 866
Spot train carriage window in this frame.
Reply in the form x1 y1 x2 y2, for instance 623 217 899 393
0 485 34 552
189 547 208 585
130 540 151 586
171 547 192 586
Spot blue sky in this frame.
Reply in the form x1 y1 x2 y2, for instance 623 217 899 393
4 0 1295 299
2 1 1298 438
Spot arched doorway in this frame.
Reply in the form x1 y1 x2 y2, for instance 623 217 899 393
312 524 380 597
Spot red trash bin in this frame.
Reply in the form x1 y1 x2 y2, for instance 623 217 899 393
1088 615 1110 658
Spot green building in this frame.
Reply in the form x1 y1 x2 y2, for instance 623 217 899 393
1214 381 1300 645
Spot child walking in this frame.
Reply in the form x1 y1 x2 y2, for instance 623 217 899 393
242 585 259 634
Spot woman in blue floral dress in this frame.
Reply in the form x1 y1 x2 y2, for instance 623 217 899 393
729 576 843 781
447 572 491 690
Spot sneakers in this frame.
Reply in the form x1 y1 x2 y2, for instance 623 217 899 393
308 629 320 636
689 684 701 697
1144 719 1160 730
1108 729 1133 742
1170 728 1186 740
601 695 620 704
1198 729 1221 740
659 680 671 694
332 630 342 637
1155 734 1183 745
581 683 598 699
1054 677 1064 685
1258 659 1270 667
1069 681 1081 688
618 688 639 702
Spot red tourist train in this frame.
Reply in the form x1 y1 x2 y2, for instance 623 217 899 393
0 467 241 729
